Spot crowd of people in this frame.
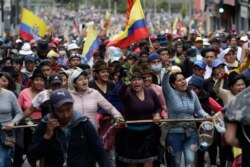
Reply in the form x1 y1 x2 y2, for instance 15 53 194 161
0 16 250 167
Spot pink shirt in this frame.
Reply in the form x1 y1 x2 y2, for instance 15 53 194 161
70 88 122 128
150 84 168 116
18 88 42 119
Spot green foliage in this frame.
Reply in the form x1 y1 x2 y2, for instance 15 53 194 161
180 3 186 18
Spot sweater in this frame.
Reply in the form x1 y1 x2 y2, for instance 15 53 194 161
0 88 23 125
70 88 122 128
117 85 162 121
162 71 208 133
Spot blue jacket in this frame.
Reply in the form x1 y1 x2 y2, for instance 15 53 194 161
27 112 111 167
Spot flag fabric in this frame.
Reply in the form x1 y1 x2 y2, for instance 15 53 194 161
82 26 100 66
107 0 149 49
101 10 111 31
19 8 47 41
172 17 179 32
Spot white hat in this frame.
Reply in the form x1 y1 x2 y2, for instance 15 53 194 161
223 47 235 57
67 43 79 51
15 39 22 44
19 43 33 55
203 38 210 46
240 35 248 42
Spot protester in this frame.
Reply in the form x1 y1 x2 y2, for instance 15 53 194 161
23 55 36 77
17 68 45 166
27 88 111 167
214 71 247 166
23 73 64 118
13 58 29 87
89 60 115 99
68 68 123 129
188 75 222 167
224 86 250 167
117 65 161 167
147 53 163 85
141 64 167 118
0 72 23 167
162 65 211 167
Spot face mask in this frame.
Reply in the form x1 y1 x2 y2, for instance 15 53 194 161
189 57 197 63
151 64 162 72
59 50 66 56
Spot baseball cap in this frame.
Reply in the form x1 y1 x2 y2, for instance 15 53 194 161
223 48 235 57
49 73 63 85
195 37 203 42
194 61 206 69
50 88 74 109
188 75 204 89
211 59 225 68
68 69 88 84
186 48 196 57
24 55 35 62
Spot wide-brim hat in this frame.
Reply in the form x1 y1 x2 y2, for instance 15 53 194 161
93 60 110 72
227 71 245 87
30 68 46 80
140 64 154 76
36 39 50 52
19 43 33 55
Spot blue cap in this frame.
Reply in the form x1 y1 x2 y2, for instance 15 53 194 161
188 75 204 89
24 55 35 62
194 61 206 69
148 53 160 63
50 88 74 109
211 59 225 68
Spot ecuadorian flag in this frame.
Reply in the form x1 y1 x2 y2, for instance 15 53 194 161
107 0 149 48
19 8 47 41
82 26 100 66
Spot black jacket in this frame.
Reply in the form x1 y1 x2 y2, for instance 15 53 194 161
27 112 111 167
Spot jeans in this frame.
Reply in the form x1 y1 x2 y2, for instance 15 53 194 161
165 132 198 167
0 138 13 167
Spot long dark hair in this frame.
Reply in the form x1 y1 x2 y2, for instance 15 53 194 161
169 72 193 98
1 73 16 93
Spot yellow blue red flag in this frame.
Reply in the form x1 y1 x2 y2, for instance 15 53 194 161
82 26 100 65
107 0 149 48
19 8 47 41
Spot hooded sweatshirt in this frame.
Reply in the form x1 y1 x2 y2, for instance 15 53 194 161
27 112 111 167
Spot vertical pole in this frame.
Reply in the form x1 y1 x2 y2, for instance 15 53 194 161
153 0 156 17
0 0 4 36
114 0 117 15
108 0 111 12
